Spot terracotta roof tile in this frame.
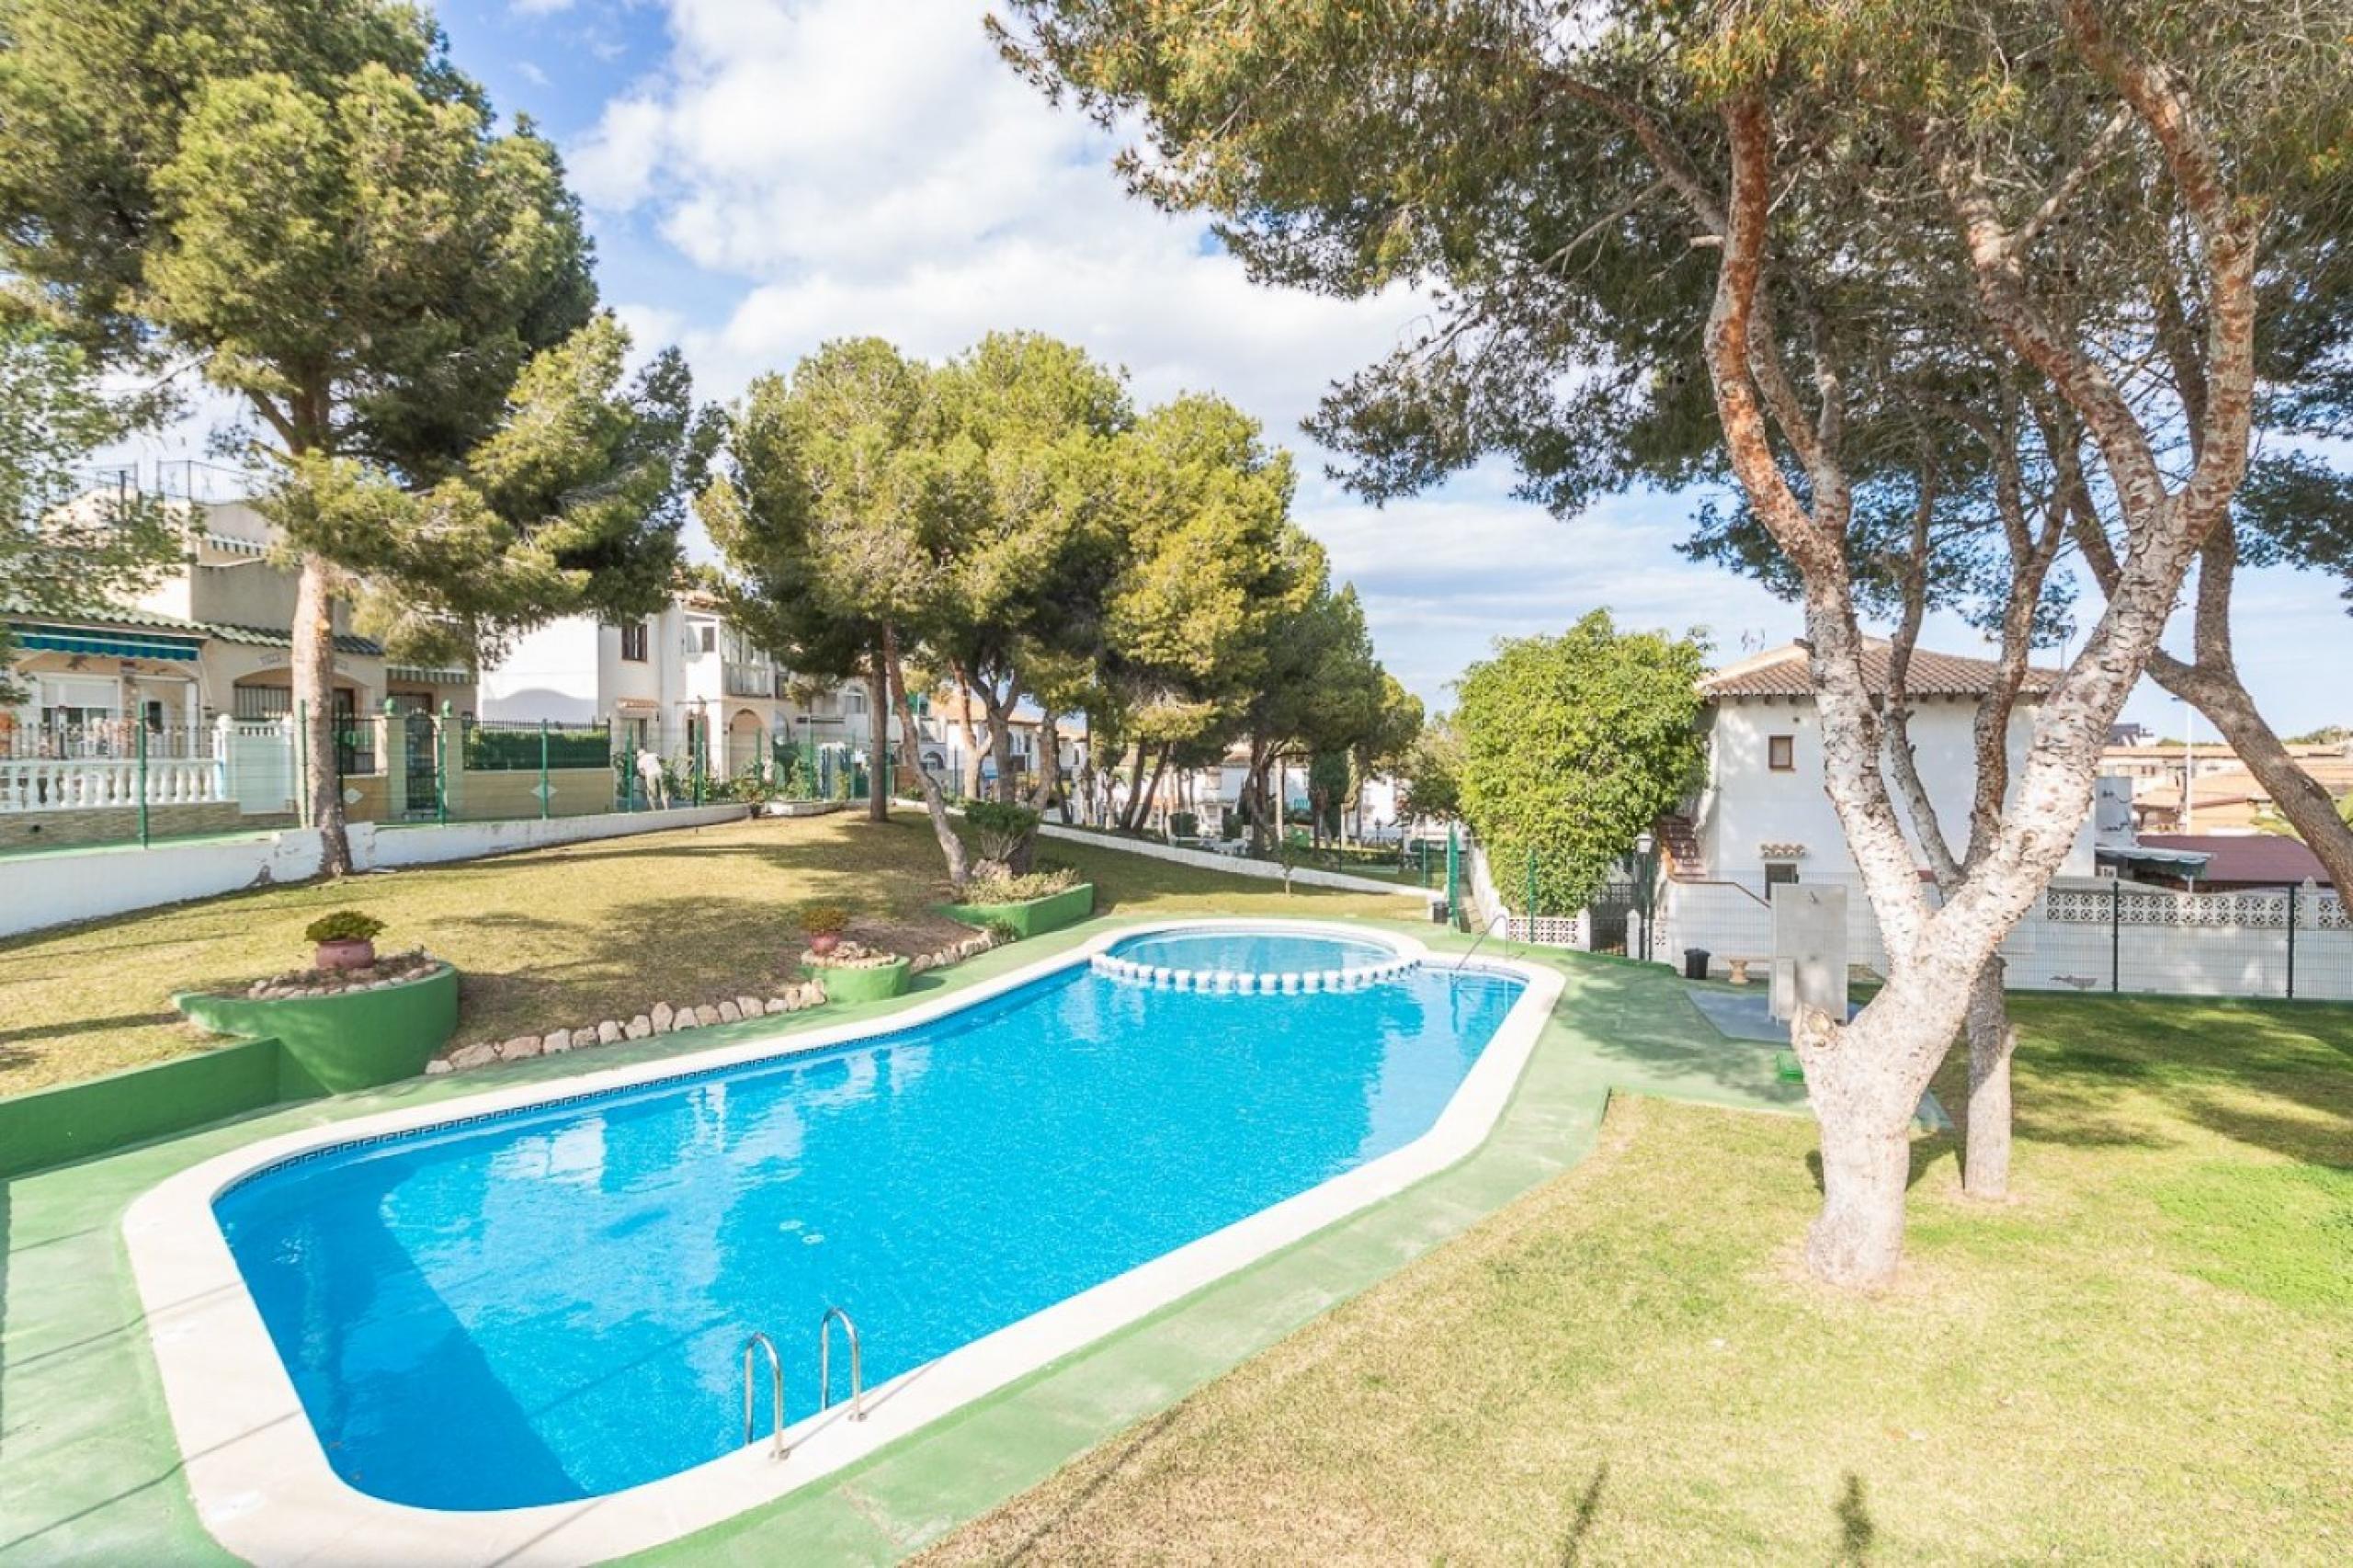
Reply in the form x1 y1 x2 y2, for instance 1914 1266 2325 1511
1699 639 2061 701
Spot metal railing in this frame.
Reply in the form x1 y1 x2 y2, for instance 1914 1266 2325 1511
818 1306 866 1421
742 1332 787 1460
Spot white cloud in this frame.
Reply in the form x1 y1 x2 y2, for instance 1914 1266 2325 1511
573 0 1434 430
511 0 577 16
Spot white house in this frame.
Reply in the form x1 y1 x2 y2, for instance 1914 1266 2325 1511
7 486 475 744
1641 640 2102 975
1671 639 2097 889
478 593 915 781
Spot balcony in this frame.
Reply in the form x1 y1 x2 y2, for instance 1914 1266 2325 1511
722 661 778 699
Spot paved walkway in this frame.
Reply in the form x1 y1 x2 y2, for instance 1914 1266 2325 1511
0 925 1802 1566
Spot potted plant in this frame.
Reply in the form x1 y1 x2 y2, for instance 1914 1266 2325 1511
799 903 851 956
305 910 387 971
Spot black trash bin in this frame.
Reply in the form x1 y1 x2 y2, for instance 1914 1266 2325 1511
1683 948 1711 981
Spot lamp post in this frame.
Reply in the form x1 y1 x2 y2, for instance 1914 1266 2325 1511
1632 829 1658 963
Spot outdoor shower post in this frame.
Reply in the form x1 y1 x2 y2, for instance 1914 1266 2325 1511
539 719 551 822
136 720 149 848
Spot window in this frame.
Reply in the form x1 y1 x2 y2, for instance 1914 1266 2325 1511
233 685 291 720
1765 862 1800 889
698 624 716 654
620 620 649 663
1768 733 1795 771
842 685 868 718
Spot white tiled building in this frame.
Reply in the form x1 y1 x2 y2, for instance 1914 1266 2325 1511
1668 639 2097 891
478 595 946 783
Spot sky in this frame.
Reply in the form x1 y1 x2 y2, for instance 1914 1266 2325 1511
119 0 2351 740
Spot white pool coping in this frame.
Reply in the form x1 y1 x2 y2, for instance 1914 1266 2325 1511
122 917 1563 1566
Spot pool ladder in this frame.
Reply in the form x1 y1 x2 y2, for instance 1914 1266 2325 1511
1456 909 1511 971
820 1305 867 1421
741 1332 786 1460
740 1306 866 1460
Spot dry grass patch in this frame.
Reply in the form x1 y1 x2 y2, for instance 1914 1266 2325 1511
0 812 1419 1095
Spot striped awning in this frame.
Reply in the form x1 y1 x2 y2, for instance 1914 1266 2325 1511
15 627 203 661
386 664 473 686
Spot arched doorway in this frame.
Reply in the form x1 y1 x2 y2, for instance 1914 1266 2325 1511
725 709 765 780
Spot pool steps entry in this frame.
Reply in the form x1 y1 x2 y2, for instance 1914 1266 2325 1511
744 1305 867 1461
1088 951 1420 993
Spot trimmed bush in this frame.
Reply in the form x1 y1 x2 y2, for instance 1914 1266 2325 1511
303 910 385 944
798 903 851 937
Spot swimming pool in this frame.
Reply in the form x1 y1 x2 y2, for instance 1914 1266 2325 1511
1108 926 1395 976
128 921 1560 1562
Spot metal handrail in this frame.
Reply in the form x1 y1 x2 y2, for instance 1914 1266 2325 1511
1455 910 1511 971
742 1332 787 1460
819 1306 865 1421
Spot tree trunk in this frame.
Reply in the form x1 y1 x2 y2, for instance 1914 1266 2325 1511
2072 522 2353 895
1120 743 1154 832
886 626 966 891
867 638 891 823
1028 712 1060 815
1962 960 2016 1200
2151 653 2353 894
1790 1001 1935 1289
977 680 1018 802
291 552 351 877
1137 748 1170 835
952 672 983 800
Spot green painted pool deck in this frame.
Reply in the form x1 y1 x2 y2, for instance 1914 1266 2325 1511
0 920 1804 1566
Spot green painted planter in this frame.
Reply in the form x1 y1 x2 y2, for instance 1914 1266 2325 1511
806 956 910 1005
0 1039 287 1180
940 881 1096 939
176 962 460 1096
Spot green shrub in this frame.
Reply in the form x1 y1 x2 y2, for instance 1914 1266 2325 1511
798 903 851 937
963 864 1080 903
1168 810 1198 839
304 910 386 944
963 799 1041 863
984 919 1022 945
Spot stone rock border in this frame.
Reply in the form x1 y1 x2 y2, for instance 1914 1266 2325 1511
429 926 1011 1075
234 948 441 1002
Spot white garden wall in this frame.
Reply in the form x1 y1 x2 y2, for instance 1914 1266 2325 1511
1 804 748 937
1650 871 2350 1003
1034 822 1439 902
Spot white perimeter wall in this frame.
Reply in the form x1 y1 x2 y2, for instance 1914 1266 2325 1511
1034 822 1437 901
3 804 747 937
1652 872 2351 1003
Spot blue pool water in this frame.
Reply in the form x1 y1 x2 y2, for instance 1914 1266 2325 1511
1109 927 1394 973
215 937 1522 1511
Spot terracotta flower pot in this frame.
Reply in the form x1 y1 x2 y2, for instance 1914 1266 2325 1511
314 937 377 971
808 932 842 957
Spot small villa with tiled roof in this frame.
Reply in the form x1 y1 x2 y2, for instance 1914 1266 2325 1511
1667 639 2096 894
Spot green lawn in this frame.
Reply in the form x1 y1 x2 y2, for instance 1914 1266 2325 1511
922 992 2353 1564
0 812 1421 1096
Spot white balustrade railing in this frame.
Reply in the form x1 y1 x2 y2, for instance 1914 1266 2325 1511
1 738 230 812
